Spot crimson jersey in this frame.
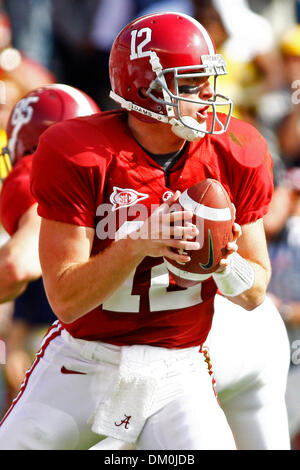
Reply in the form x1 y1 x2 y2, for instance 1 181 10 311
0 155 36 236
31 110 273 348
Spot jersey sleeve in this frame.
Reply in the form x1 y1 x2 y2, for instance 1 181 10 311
31 120 109 228
0 157 36 235
225 122 274 226
234 153 273 226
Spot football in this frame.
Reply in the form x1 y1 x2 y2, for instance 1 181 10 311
164 179 235 288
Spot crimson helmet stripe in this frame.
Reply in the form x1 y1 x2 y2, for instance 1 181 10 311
48 84 99 116
5 83 100 166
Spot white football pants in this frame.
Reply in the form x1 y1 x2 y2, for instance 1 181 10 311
0 322 235 450
91 295 291 451
204 295 291 450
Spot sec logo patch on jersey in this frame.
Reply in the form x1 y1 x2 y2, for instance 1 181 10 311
164 179 235 288
109 186 149 211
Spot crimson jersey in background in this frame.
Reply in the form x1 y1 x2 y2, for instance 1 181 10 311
31 110 273 348
0 153 57 328
0 155 36 236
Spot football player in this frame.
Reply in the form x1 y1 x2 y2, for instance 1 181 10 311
0 84 100 303
0 13 276 450
0 83 100 409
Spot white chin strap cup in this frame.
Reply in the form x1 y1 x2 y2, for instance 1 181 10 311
170 116 206 142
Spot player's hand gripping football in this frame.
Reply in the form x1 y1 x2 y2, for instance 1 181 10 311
215 222 242 273
131 191 201 262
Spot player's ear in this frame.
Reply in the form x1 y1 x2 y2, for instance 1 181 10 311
138 88 148 99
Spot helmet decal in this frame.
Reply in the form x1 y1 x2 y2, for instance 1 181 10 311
49 84 100 117
7 96 40 163
130 27 153 60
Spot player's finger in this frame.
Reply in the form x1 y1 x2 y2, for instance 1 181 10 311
167 238 200 251
165 190 181 206
158 191 181 213
215 257 230 272
226 241 238 252
163 247 191 263
164 210 194 224
167 224 199 240
232 222 242 239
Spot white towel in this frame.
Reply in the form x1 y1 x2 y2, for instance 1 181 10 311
90 345 158 443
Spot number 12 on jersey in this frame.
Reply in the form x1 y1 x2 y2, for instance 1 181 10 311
102 220 203 313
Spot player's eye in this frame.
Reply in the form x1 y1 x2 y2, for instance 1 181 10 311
178 85 200 95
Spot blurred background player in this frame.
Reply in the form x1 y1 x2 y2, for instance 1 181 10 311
0 84 100 408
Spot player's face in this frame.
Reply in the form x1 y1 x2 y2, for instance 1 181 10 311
176 76 214 124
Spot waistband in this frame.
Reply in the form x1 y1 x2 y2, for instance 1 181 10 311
60 328 201 367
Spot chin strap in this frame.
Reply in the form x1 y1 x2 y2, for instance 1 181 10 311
169 116 207 141
109 91 168 123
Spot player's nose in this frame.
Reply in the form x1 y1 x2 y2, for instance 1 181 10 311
199 80 214 100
